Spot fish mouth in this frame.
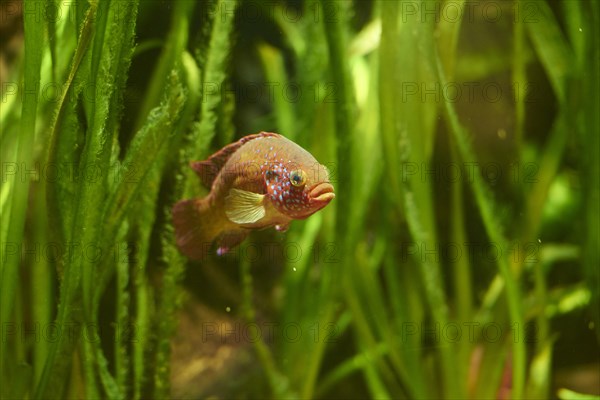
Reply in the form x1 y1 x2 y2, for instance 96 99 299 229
309 182 335 203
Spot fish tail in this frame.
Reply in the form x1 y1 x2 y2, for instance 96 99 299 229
172 198 217 260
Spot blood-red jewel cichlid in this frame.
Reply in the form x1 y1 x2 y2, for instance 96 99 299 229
172 132 335 260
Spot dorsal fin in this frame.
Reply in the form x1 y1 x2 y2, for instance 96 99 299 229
191 131 281 188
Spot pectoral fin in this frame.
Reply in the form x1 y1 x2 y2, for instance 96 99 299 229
225 188 266 224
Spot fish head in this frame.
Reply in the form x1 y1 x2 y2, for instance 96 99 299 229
263 159 335 219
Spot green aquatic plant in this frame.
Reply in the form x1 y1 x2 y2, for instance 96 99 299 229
1 0 597 399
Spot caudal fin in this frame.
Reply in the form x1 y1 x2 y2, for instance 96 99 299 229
172 199 215 260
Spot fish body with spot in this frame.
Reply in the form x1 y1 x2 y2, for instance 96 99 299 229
173 132 335 260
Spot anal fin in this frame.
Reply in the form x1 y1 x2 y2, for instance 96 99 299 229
216 230 249 256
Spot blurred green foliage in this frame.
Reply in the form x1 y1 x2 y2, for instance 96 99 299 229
0 0 598 399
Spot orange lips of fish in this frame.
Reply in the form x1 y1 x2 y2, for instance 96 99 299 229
172 132 335 260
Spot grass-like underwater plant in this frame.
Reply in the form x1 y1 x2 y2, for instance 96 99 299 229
0 0 598 399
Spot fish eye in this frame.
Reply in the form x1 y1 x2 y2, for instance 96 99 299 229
289 170 307 187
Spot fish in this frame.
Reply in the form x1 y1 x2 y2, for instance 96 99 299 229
172 132 335 260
